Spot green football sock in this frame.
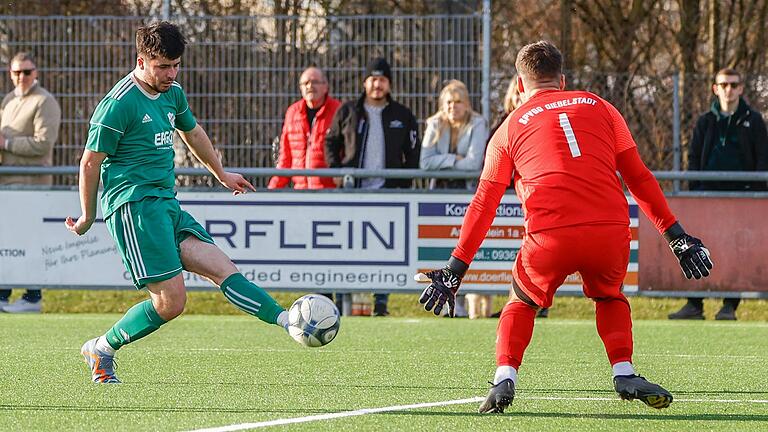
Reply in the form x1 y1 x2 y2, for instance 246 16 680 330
105 299 167 350
220 273 284 324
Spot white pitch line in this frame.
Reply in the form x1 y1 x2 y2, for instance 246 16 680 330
186 397 484 432
187 394 768 432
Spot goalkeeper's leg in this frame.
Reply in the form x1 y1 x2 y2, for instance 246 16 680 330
480 279 540 413
481 232 574 413
495 287 539 378
579 225 636 372
593 293 672 408
493 238 571 380
593 293 641 390
479 300 537 412
581 227 672 409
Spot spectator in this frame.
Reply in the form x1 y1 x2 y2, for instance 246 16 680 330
268 66 339 190
421 79 488 318
491 75 523 136
420 79 488 189
466 291 494 320
0 52 61 313
669 68 768 321
326 57 420 316
267 66 340 307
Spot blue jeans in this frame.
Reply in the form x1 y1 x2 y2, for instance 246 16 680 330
374 293 389 306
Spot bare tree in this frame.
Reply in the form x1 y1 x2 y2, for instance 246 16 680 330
5 0 768 181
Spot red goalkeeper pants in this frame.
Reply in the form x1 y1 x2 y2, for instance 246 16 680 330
497 224 634 369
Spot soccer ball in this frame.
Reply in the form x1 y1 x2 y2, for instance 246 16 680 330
287 294 341 347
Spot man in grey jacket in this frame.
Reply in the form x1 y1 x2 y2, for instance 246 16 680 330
0 52 62 313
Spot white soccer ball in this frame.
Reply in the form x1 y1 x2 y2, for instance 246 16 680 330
287 294 341 347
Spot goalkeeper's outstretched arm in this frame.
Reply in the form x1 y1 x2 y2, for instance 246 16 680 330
451 179 508 264
617 147 713 279
415 179 506 316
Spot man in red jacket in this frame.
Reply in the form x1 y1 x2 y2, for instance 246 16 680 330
268 67 340 189
417 41 713 413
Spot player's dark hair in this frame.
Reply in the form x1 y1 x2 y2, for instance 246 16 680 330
515 41 563 82
714 68 741 83
136 21 186 60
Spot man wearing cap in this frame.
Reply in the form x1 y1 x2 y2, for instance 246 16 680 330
325 57 420 316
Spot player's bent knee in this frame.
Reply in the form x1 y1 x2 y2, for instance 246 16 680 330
148 277 187 320
510 279 540 310
592 294 630 307
153 295 186 321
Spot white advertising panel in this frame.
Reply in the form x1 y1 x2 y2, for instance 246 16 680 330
0 190 638 293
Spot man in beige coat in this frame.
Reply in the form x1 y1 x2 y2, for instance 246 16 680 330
0 52 61 313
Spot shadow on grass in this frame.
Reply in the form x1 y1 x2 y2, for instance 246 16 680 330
0 405 336 414
387 410 768 422
522 388 768 397
3 405 767 423
116 380 490 391
660 390 768 396
101 382 768 398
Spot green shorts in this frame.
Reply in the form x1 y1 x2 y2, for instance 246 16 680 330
105 196 214 289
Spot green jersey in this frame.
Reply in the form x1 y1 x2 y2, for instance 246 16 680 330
85 73 197 218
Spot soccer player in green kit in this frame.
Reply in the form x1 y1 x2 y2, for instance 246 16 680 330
66 21 290 383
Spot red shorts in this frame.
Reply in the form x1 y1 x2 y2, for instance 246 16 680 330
512 224 631 308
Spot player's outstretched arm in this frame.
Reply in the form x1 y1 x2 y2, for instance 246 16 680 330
415 179 506 316
65 149 106 236
616 148 713 279
415 256 469 317
177 124 256 195
616 147 677 233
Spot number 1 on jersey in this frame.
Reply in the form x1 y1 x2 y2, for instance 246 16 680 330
558 113 582 158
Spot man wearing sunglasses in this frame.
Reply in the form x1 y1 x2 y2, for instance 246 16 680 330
0 52 61 314
669 68 768 321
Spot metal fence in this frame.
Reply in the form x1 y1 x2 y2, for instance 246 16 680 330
2 14 767 190
0 14 486 186
490 70 768 184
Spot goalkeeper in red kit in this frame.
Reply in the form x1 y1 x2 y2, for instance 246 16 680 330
416 41 713 413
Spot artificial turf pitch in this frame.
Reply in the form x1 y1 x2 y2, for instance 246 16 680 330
1 314 766 431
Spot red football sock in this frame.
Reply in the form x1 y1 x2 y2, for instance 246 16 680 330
496 301 537 368
595 295 634 365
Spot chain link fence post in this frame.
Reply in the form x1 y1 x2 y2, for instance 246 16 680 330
672 71 681 193
481 0 491 125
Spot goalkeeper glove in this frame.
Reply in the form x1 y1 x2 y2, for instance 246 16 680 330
415 256 468 317
663 222 713 280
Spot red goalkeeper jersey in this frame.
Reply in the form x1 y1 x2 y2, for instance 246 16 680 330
452 89 676 265
483 89 637 233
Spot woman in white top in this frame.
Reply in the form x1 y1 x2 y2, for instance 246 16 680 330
420 80 488 189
